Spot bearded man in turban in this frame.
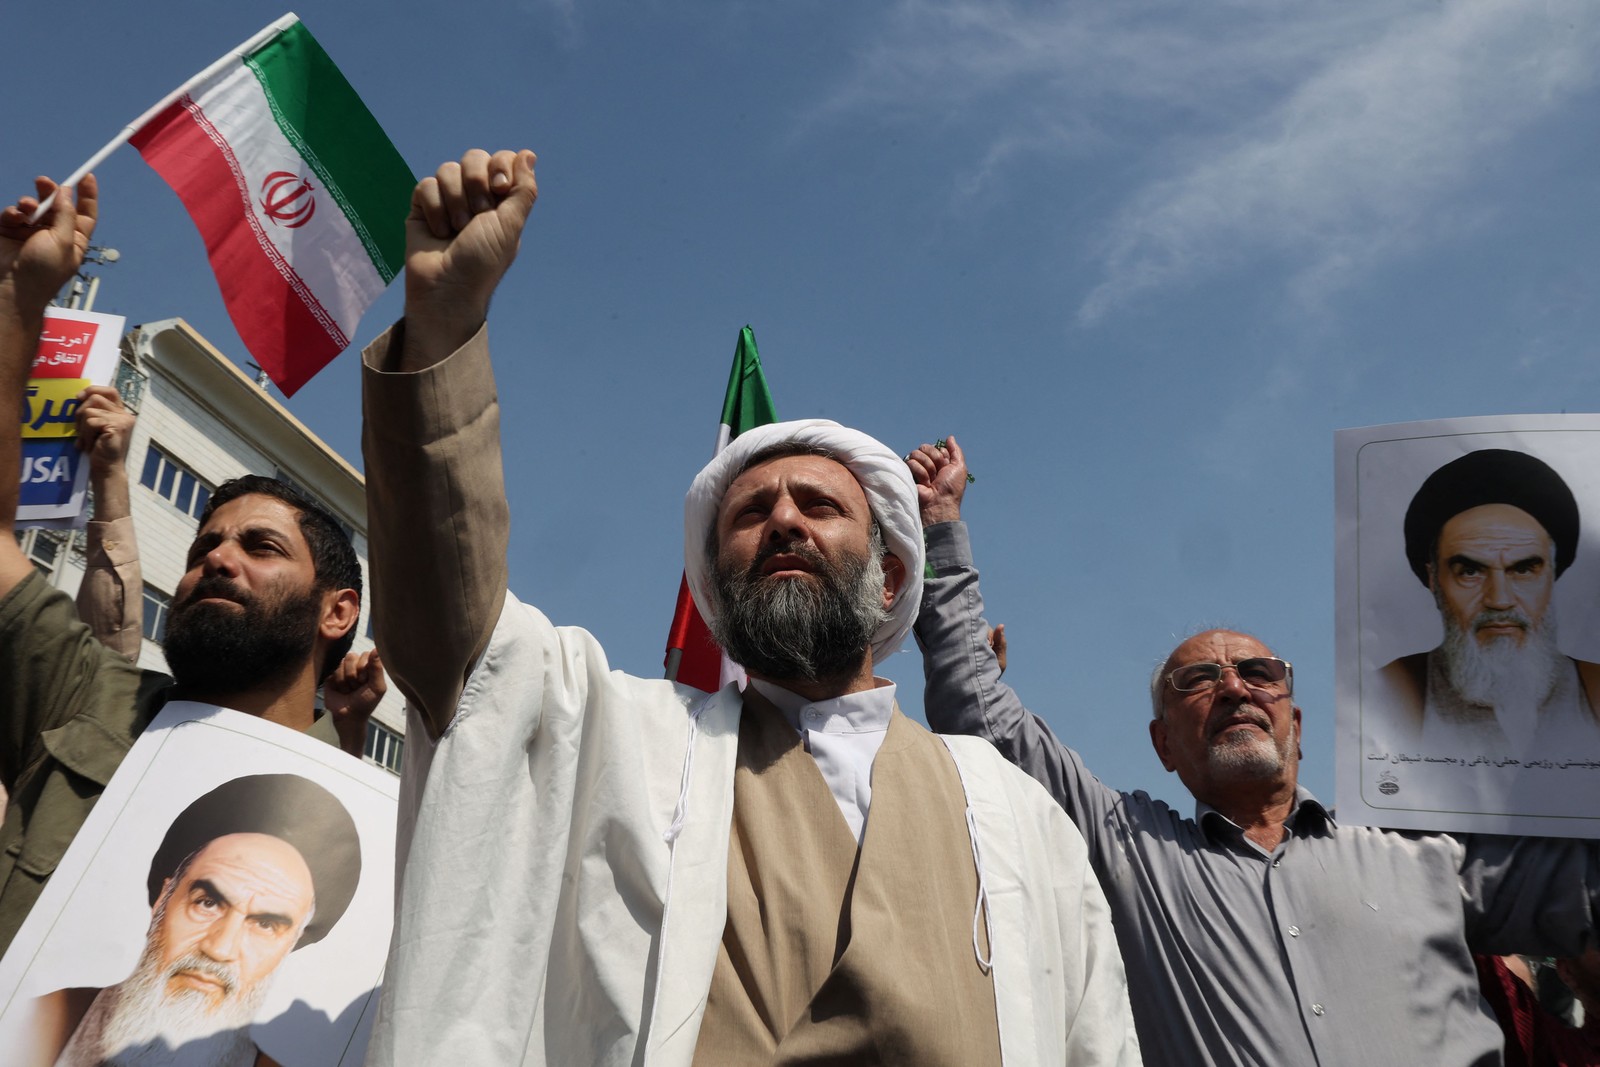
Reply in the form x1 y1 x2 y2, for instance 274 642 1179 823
1380 449 1600 755
354 149 1139 1067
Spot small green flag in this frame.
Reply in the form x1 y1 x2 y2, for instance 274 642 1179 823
719 326 778 442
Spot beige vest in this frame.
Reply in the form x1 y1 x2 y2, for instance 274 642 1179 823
692 692 1000 1065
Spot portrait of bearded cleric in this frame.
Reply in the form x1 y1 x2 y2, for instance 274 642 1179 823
1375 449 1600 759
16 774 360 1067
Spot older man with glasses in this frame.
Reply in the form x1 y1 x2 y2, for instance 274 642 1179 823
907 436 1599 1067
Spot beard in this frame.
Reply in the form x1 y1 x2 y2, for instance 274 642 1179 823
162 574 321 696
1437 600 1564 713
55 901 269 1067
1205 701 1294 781
708 535 889 685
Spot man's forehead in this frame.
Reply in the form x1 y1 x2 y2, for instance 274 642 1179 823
722 453 867 505
185 832 314 900
196 494 305 541
1168 629 1275 667
1439 503 1553 552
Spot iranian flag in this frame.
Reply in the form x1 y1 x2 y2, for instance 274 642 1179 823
664 326 778 692
66 14 410 396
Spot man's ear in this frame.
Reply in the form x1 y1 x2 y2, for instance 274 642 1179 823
1293 704 1304 760
880 552 907 610
1149 717 1176 772
320 588 361 643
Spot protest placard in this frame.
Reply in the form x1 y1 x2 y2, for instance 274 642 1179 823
0 704 398 1066
17 307 126 528
1336 415 1600 836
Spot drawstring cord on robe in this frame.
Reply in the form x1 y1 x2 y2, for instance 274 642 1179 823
664 703 703 843
964 805 994 973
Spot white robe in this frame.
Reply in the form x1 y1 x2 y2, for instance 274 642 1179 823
365 594 1140 1067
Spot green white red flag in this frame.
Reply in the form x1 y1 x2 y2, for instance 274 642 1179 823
121 14 411 395
664 326 778 692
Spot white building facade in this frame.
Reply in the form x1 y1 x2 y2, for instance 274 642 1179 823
15 317 406 775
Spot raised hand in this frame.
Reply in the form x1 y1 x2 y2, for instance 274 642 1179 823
2 175 100 599
324 649 389 758
0 175 98 322
989 623 1008 675
75 385 135 478
401 149 538 368
906 434 970 526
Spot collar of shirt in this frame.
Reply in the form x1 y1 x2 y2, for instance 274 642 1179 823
1194 785 1335 847
747 677 897 842
748 677 898 736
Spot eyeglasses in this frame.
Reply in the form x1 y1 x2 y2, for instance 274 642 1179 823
1168 657 1293 695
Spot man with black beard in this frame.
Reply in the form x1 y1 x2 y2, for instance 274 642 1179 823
0 175 364 955
1378 449 1600 756
358 148 1138 1065
19 774 360 1067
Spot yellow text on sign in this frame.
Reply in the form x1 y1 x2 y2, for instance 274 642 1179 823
20 378 90 439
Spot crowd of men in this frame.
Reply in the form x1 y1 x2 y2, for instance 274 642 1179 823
2 152 1596 1066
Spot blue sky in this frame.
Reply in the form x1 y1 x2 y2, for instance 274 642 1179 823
6 0 1600 811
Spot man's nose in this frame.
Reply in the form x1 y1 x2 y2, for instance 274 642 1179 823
1214 667 1252 702
1484 569 1513 609
763 496 806 541
203 541 242 577
199 911 245 962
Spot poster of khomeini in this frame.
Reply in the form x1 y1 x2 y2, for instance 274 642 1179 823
1336 413 1600 838
0 704 398 1066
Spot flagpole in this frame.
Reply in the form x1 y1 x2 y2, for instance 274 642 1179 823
29 12 302 222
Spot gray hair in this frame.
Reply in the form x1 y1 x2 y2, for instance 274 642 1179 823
707 521 890 682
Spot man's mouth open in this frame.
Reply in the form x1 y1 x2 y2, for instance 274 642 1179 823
760 553 815 578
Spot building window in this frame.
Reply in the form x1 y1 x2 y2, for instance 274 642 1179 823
142 584 171 644
16 528 63 577
364 720 404 776
140 444 211 520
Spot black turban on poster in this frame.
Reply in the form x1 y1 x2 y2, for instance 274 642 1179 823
1403 449 1579 587
146 773 360 949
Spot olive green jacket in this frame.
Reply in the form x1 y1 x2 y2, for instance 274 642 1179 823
0 571 338 954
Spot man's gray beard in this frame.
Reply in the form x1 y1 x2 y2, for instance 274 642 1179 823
1205 702 1293 781
1437 603 1564 713
56 904 268 1067
708 537 889 684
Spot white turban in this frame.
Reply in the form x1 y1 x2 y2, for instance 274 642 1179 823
683 419 924 667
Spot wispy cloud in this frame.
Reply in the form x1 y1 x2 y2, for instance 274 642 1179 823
818 1 1600 322
519 0 582 46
